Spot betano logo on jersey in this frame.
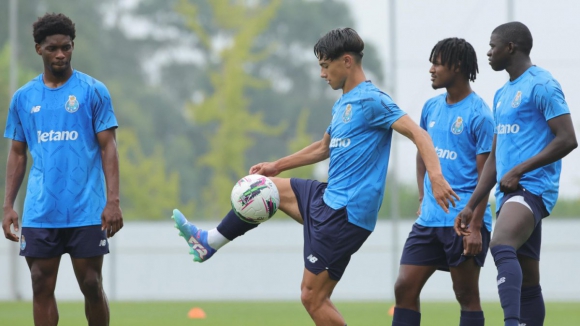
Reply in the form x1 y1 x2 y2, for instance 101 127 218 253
496 123 520 135
435 146 458 160
329 137 351 148
37 130 79 143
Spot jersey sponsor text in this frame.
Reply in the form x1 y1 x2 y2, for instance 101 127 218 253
37 130 79 143
496 123 520 135
329 137 351 148
435 146 458 160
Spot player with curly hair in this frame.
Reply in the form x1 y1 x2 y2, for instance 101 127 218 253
2 13 122 326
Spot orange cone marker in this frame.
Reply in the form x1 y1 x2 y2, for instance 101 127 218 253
388 305 395 316
188 307 207 319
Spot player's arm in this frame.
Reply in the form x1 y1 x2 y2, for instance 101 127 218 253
392 115 459 212
455 136 498 236
500 114 577 193
97 128 123 238
462 152 490 255
416 152 426 216
249 133 330 177
2 140 27 242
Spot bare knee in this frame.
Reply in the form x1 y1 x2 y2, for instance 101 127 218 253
79 274 104 299
394 276 420 308
30 270 56 297
300 284 323 314
453 284 480 310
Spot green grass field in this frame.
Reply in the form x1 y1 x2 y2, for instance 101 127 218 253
1 301 579 325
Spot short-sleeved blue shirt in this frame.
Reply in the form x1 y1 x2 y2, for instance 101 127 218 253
416 92 494 231
323 81 406 231
4 70 118 227
493 66 570 213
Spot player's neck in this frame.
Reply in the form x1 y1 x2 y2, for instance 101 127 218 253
342 69 366 94
42 68 74 88
507 56 533 81
445 82 472 105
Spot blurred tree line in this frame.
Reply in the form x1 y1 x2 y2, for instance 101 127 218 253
0 0 577 221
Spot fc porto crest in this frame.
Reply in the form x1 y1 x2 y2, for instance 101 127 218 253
20 235 26 251
342 104 353 123
65 95 80 113
511 91 522 108
451 116 464 135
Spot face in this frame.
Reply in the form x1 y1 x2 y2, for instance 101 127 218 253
429 54 458 90
319 55 349 90
36 34 74 76
487 33 511 71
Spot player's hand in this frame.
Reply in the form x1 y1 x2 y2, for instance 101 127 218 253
499 167 522 193
429 175 459 213
462 225 482 256
2 208 20 242
416 198 423 217
454 207 473 236
249 162 280 177
101 202 123 238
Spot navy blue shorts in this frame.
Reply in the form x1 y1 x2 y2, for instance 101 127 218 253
20 225 109 258
400 223 491 271
290 178 371 281
498 187 549 260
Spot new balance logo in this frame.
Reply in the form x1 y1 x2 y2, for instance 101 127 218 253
31 106 41 113
189 236 208 259
307 254 318 263
497 277 506 286
98 240 107 247
519 323 527 326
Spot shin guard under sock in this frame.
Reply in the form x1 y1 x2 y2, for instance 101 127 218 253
491 245 522 326
216 210 259 241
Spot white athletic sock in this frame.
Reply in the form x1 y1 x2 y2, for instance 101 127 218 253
207 228 229 250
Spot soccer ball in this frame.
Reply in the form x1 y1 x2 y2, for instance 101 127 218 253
230 174 280 224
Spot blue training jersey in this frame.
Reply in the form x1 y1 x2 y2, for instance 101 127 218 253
416 92 494 231
323 81 406 231
4 70 118 228
493 66 569 213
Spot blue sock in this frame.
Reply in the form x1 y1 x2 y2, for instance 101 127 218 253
392 307 420 326
491 245 522 326
520 285 545 326
459 310 484 326
216 210 259 241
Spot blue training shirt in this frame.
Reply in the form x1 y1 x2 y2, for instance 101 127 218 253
4 70 118 228
323 80 406 231
417 92 494 231
493 66 569 213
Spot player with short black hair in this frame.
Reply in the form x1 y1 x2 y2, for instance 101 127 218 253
392 37 493 326
172 27 459 326
456 22 577 326
2 12 122 326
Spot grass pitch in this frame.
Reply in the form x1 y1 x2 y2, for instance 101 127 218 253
1 300 579 325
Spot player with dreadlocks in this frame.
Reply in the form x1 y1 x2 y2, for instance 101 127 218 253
391 38 494 326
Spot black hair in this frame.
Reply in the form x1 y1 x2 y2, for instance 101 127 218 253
429 37 478 82
492 21 533 55
33 13 76 44
314 27 364 62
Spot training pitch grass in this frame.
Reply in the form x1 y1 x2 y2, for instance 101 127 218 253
1 300 579 325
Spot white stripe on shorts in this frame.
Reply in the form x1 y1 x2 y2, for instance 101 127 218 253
504 195 533 213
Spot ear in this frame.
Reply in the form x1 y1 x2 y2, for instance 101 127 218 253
35 43 41 55
507 41 516 54
71 41 75 49
344 54 353 68
454 62 462 73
